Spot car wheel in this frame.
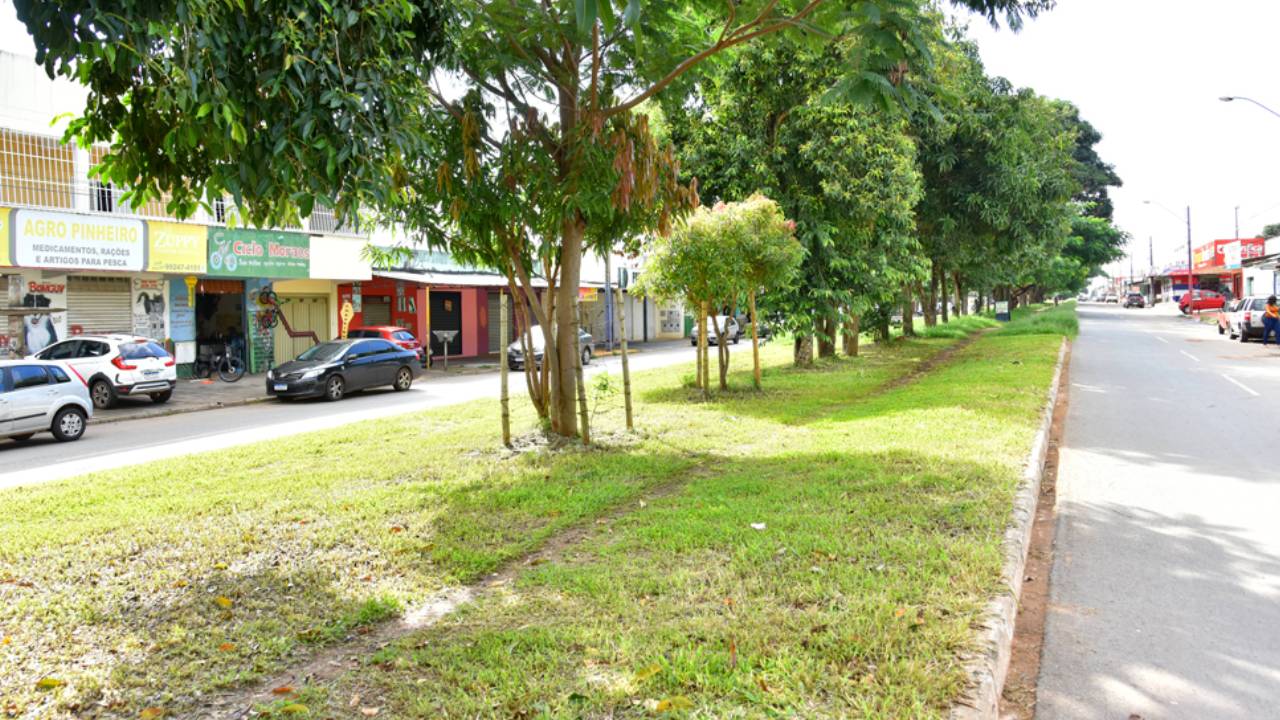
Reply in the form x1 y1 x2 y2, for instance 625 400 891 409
394 366 413 391
1219 324 1225 335
90 379 117 409
11 433 34 442
51 406 87 442
581 347 592 366
150 390 173 404
1239 328 1249 343
324 375 345 401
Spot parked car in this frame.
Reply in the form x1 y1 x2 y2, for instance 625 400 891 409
690 315 741 346
0 359 92 442
266 338 419 401
1218 299 1242 336
1225 296 1270 342
1123 292 1146 308
30 335 176 409
507 329 594 371
1179 289 1226 314
347 325 428 367
1104 293 1119 303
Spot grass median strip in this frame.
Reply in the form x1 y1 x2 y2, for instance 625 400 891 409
264 328 1067 718
0 315 1001 719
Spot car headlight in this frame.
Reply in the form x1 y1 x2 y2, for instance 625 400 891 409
301 367 325 380
266 369 275 380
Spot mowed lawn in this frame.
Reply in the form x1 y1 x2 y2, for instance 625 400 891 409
0 308 1068 719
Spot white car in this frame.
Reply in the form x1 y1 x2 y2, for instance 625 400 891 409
691 315 741 346
31 334 177 409
1225 296 1271 342
0 359 92 442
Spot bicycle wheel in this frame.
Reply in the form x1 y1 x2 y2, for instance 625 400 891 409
218 356 246 383
257 288 278 307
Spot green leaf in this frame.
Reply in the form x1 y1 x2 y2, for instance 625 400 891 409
197 103 214 119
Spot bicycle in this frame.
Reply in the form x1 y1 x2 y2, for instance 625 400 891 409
255 307 281 333
196 341 246 383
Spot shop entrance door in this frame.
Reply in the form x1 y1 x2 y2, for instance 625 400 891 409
273 295 330 363
195 279 246 369
429 291 462 356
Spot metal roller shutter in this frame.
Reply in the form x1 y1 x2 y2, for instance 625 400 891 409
362 296 391 326
67 276 131 335
273 295 330 363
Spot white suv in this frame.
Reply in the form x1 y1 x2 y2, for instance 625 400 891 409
0 359 92 442
31 335 177 409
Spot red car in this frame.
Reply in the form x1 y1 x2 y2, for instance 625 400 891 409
347 326 427 366
1179 289 1226 314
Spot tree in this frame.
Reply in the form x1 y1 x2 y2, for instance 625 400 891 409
18 0 1052 438
1262 223 1280 239
733 196 805 388
1060 103 1122 220
668 41 923 367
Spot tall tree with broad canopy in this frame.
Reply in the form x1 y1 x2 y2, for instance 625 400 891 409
667 40 924 366
16 0 1053 438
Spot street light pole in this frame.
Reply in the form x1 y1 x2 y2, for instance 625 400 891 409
1144 199 1195 299
1235 206 1240 240
1220 95 1280 121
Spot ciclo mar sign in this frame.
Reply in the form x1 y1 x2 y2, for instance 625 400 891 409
10 208 146 271
206 227 310 278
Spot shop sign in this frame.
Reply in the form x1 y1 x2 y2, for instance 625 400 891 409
578 287 598 302
132 277 168 341
147 221 207 273
169 278 196 342
12 208 145 271
206 227 310 278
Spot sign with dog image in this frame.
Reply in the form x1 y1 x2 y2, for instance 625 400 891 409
18 271 68 354
206 227 309 278
12 208 145 271
132 277 168 341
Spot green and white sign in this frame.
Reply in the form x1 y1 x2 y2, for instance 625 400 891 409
207 227 310 278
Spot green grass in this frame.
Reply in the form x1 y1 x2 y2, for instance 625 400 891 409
0 307 1070 718
999 301 1079 338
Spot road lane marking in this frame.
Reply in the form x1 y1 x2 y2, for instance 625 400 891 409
1180 350 1200 363
1155 336 1169 344
1222 374 1260 397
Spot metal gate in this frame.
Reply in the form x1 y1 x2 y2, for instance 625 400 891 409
67 276 131 335
362 296 392 326
273 295 329 363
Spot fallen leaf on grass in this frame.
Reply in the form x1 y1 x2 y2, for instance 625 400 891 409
139 708 165 719
0 636 9 645
634 664 662 682
360 708 381 717
389 526 404 534
214 596 234 609
271 686 295 696
213 562 228 570
654 696 694 712
349 694 361 708
728 638 737 670
171 579 188 589
280 703 309 714
34 677 64 690
217 642 237 652
756 676 771 693
893 607 907 618
750 523 766 531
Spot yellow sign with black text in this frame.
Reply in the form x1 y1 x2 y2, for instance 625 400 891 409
147 221 207 273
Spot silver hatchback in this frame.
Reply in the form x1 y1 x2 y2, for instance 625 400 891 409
0 360 93 442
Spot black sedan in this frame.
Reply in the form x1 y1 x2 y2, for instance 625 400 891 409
267 338 419 401
507 329 593 371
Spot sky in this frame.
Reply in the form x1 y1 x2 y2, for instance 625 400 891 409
3 0 1277 276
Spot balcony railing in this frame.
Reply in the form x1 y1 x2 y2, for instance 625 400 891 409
0 126 362 237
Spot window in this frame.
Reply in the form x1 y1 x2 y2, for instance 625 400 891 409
79 341 109 358
49 366 71 384
90 179 115 212
348 340 385 358
347 329 378 338
393 331 415 342
298 342 348 362
120 341 170 360
11 365 49 390
214 197 228 223
37 341 78 360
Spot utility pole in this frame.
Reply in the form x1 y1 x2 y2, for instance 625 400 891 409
1186 205 1195 295
1235 206 1241 240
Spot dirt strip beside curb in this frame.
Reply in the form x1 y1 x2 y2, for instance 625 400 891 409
950 336 1069 720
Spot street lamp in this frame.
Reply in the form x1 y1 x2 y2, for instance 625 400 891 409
1219 95 1280 121
1144 199 1195 299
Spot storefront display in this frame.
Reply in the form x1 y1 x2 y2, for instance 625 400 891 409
132 277 168 340
207 227 310 278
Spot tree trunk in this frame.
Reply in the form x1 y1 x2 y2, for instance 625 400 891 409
694 306 703 389
902 287 916 337
817 314 836 358
925 261 939 327
615 288 633 430
500 290 511 446
699 302 710 397
749 290 761 390
953 272 965 316
573 299 591 445
875 314 891 343
551 219 585 437
842 314 860 357
940 267 949 324
710 313 729 390
794 333 814 366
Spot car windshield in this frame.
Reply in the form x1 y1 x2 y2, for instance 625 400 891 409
120 341 169 360
297 342 349 362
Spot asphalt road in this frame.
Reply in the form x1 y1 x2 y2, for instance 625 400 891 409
0 337 749 489
1038 302 1280 719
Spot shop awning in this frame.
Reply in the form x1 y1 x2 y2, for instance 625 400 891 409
373 269 612 290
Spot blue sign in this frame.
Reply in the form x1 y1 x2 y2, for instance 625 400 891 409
168 278 196 342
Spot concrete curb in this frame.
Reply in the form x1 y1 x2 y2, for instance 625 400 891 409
950 336 1069 720
88 395 272 426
